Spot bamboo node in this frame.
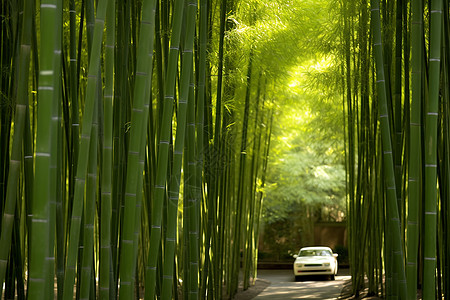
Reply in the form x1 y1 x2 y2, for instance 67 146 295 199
425 164 437 168
38 86 54 91
39 70 54 76
41 4 57 9
31 218 48 223
3 213 14 219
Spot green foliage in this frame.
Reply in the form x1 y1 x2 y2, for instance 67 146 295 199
263 78 346 225
218 0 348 262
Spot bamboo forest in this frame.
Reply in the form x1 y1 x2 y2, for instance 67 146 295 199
2 0 450 299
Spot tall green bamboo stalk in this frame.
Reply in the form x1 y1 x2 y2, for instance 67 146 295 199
47 0 63 296
406 0 423 298
196 0 208 296
79 100 98 300
0 0 32 291
62 1 108 298
370 0 407 298
441 2 450 296
28 1 60 298
144 0 185 298
118 0 157 297
231 45 254 297
111 3 131 294
99 0 115 297
161 0 197 298
423 0 442 298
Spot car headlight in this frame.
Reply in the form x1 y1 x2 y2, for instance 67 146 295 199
296 263 303 267
323 263 330 266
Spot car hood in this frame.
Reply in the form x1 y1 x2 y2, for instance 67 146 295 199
295 256 334 264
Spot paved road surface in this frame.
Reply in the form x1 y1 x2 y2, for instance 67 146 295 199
253 269 351 299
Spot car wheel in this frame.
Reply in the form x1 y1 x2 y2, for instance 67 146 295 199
295 275 301 282
330 274 335 280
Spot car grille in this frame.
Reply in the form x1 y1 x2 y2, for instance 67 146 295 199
304 264 323 267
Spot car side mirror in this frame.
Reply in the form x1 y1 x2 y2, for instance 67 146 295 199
333 253 338 258
293 254 298 258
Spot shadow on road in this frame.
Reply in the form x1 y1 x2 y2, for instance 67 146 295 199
233 268 351 300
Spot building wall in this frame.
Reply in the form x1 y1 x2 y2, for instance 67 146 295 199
313 222 347 249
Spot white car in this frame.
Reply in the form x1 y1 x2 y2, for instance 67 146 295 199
293 246 338 281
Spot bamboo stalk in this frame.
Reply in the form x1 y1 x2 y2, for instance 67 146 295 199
196 0 208 296
161 0 197 298
118 0 157 297
62 1 108 298
423 0 443 298
79 100 98 299
144 0 185 298
28 1 60 298
0 0 32 290
98 0 115 297
370 0 407 298
406 0 423 298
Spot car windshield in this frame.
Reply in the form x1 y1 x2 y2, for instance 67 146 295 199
299 249 332 257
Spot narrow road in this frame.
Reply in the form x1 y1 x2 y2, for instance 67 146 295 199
252 269 351 299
